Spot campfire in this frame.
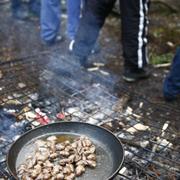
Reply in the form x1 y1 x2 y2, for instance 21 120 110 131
0 52 180 180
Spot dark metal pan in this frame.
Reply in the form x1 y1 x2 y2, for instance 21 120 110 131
7 122 124 180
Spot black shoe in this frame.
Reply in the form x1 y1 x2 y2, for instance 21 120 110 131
68 40 100 55
80 60 97 69
42 35 63 46
71 54 96 69
123 68 150 82
164 95 176 102
163 92 180 102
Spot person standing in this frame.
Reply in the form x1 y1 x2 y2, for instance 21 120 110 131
72 0 150 82
40 0 82 45
163 47 180 101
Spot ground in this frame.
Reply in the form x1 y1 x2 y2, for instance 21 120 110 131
0 1 180 179
0 1 180 131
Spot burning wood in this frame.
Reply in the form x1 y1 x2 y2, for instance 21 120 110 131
113 95 131 113
87 67 99 72
0 64 179 180
93 62 105 67
56 112 65 120
18 82 26 89
99 70 110 76
150 121 172 160
35 108 51 125
126 123 150 134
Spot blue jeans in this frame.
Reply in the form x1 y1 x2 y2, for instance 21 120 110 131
11 0 40 16
41 0 82 42
29 0 40 16
163 48 180 100
11 0 20 14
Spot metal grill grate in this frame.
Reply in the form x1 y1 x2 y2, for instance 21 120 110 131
0 50 180 180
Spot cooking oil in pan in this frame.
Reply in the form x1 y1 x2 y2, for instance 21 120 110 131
16 134 113 180
56 134 77 143
16 134 78 164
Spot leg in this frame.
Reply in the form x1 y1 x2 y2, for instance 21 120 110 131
29 0 40 16
11 0 30 20
120 0 150 70
11 0 21 15
40 0 60 42
163 48 180 101
67 0 81 40
73 0 116 59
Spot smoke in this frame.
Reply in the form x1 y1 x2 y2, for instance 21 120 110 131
0 108 30 143
37 50 121 126
39 51 118 97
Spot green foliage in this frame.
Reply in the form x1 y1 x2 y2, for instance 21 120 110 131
150 53 174 65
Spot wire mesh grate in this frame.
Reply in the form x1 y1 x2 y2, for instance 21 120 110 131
0 51 180 179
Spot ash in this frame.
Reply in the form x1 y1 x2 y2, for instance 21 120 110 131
0 109 30 142
57 84 180 179
0 108 31 163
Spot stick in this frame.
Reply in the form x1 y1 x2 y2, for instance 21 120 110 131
154 63 171 68
150 121 170 160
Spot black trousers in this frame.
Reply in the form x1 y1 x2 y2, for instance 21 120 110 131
73 0 150 69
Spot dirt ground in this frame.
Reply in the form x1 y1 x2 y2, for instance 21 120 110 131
0 1 179 135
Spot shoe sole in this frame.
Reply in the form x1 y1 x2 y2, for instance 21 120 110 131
122 76 136 82
123 74 150 83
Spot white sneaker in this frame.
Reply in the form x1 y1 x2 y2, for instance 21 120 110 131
68 39 75 52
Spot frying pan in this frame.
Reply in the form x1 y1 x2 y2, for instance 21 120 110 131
7 122 124 180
